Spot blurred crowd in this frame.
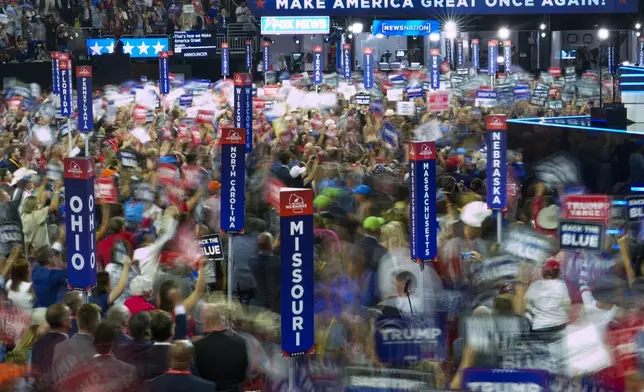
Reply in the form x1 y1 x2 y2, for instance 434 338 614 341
0 59 643 392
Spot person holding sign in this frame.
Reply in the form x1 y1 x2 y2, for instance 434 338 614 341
522 259 571 333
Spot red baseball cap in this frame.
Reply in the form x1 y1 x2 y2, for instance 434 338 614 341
542 258 560 273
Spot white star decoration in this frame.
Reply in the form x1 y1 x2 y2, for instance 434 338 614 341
106 41 115 54
90 41 103 55
123 41 134 55
138 41 150 55
153 41 165 54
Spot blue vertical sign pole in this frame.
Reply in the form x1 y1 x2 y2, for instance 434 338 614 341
76 66 94 133
445 38 452 69
221 42 230 80
280 188 315 389
219 127 247 303
262 41 271 85
639 37 644 65
342 43 352 81
58 53 73 154
313 45 323 91
471 39 480 69
245 40 252 71
159 51 170 129
234 73 253 153
488 40 498 87
409 141 437 314
456 39 464 67
52 51 60 94
608 45 616 103
503 40 512 74
485 115 508 243
430 48 440 90
64 157 97 291
363 47 373 89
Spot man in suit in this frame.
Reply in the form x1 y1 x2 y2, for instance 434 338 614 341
145 341 215 392
194 304 248 392
106 304 132 349
272 150 294 186
249 232 281 314
32 304 71 379
133 310 176 380
52 304 100 381
56 322 139 392
114 311 152 364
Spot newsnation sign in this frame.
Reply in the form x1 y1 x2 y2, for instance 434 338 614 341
250 0 636 15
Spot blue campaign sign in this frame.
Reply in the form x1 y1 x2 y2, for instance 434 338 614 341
221 42 230 76
456 39 464 67
260 16 330 34
249 0 636 16
363 47 374 89
463 368 549 391
313 46 323 85
429 48 440 90
159 52 170 95
234 73 253 152
262 41 271 72
472 39 480 69
76 66 94 132
627 195 644 221
58 53 73 117
503 40 512 72
409 141 437 262
371 19 439 36
342 44 352 80
374 315 446 366
245 40 253 69
64 157 97 290
488 40 498 76
558 220 604 252
280 188 315 357
406 86 423 98
219 128 246 234
179 94 193 108
485 115 507 210
608 46 616 75
52 51 60 94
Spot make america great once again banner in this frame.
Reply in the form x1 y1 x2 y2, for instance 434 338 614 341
250 0 636 15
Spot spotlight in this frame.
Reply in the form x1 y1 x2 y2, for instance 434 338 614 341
271 40 275 44
638 32 642 37
597 27 609 41
350 22 364 34
295 39 300 44
444 21 457 39
541 32 546 38
498 26 510 40
539 23 546 30
324 36 330 42
412 36 417 40
348 33 353 39
497 55 505 64
637 22 642 29
429 32 440 42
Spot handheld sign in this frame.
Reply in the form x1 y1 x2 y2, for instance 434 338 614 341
627 196 644 221
363 47 374 89
233 73 253 153
64 157 97 290
159 51 170 95
245 40 252 70
503 40 512 72
200 234 224 262
374 315 446 365
221 42 230 77
471 39 480 69
280 188 315 357
488 40 498 76
562 194 611 223
95 177 117 204
558 220 604 252
58 53 73 117
429 48 440 90
220 128 246 234
485 115 507 210
456 39 464 67
76 66 94 132
51 51 60 94
342 44 352 80
463 368 549 392
262 40 271 72
313 46 323 85
409 141 437 262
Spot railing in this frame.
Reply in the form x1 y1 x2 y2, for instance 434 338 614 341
226 23 259 54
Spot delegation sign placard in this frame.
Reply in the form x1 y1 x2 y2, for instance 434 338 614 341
220 128 246 234
485 115 507 210
343 44 352 80
51 51 60 94
233 73 253 152
429 48 440 90
64 157 97 290
159 51 170 95
471 39 480 69
363 47 374 89
58 53 73 117
245 40 252 69
280 188 315 357
409 141 437 262
76 66 94 132
313 45 323 85
221 42 230 76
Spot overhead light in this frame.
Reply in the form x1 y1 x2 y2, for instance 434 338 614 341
375 33 385 38
348 33 353 39
541 32 546 38
324 36 330 42
295 39 300 44
444 21 457 39
350 22 364 34
498 26 510 40
637 22 642 29
539 23 546 30
429 32 441 42
412 35 417 40
497 55 505 64
597 27 609 41
638 32 642 37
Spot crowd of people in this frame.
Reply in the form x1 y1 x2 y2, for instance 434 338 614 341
0 55 643 392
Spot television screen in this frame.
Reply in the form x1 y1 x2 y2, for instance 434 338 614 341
395 50 406 58
561 49 577 60
173 31 217 58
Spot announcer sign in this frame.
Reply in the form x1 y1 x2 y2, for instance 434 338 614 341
64 157 97 290
220 128 246 234
76 66 94 132
409 141 437 262
485 115 507 210
280 188 315 357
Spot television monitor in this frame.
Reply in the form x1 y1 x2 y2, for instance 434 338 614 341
561 49 577 60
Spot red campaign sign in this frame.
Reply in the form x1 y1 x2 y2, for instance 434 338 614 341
549 88 559 98
132 105 147 121
562 194 612 221
548 67 562 77
606 314 644 378
280 188 314 217
8 97 22 111
264 85 281 97
157 163 178 186
428 92 450 112
264 177 284 211
196 109 214 124
182 165 203 189
0 308 31 344
95 177 117 204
